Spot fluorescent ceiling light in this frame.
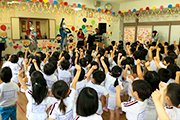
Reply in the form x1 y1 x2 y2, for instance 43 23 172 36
74 8 82 11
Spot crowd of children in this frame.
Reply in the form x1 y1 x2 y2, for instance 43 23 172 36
0 39 180 120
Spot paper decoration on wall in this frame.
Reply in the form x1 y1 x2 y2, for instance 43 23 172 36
1 25 6 31
83 29 87 33
9 42 13 47
86 25 93 32
124 27 135 42
0 32 8 42
98 17 101 21
56 26 60 31
83 18 87 23
23 40 30 49
91 20 95 25
47 42 52 50
71 26 75 31
82 25 86 29
42 40 47 49
137 27 152 42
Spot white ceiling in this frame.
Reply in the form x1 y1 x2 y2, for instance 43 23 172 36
97 0 141 4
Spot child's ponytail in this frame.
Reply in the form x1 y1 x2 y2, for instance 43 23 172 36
59 99 67 114
52 81 69 115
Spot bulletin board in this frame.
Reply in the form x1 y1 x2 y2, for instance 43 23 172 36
124 27 135 42
137 26 152 42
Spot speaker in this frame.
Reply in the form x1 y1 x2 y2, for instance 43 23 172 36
98 23 106 35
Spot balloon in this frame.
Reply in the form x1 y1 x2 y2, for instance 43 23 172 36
98 8 101 12
56 26 60 31
83 18 87 23
98 17 101 21
146 7 150 11
91 20 95 25
82 4 86 8
82 25 86 29
168 4 172 8
122 10 125 13
49 0 53 4
64 2 68 6
133 9 136 12
44 0 48 3
39 0 43 2
1 25 6 31
60 1 63 5
139 8 143 11
83 29 87 33
33 32 37 36
105 10 107 13
175 3 180 7
128 9 131 12
118 11 121 14
110 11 113 14
33 0 37 2
112 12 115 15
160 5 163 9
152 6 156 11
73 3 76 7
78 4 81 7
101 9 103 12
53 0 58 5
26 0 30 2
71 26 75 31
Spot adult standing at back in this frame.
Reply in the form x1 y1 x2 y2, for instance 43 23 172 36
77 28 85 48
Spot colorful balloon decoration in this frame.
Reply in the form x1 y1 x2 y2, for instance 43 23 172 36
82 25 86 29
91 20 95 25
83 18 87 23
133 9 136 12
146 7 150 11
168 4 172 8
78 4 81 7
1 25 6 31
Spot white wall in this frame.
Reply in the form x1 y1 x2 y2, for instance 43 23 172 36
120 0 180 11
65 0 120 12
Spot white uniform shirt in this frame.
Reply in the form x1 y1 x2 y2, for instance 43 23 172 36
49 88 76 120
86 80 108 115
159 62 167 69
41 71 58 90
2 61 11 68
122 99 147 120
57 67 72 84
0 82 19 107
73 114 103 120
105 72 124 98
159 106 180 120
25 89 57 120
9 63 20 83
150 60 158 72
18 58 24 67
127 77 139 98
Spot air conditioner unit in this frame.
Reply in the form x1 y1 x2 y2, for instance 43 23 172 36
94 0 101 7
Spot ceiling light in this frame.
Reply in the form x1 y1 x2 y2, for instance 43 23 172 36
74 8 82 11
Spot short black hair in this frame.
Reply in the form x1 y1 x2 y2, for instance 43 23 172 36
76 87 98 117
131 65 143 74
93 70 105 84
44 63 56 75
166 83 180 107
126 42 130 46
164 56 174 65
63 53 70 61
111 41 116 46
132 80 152 101
48 57 58 63
74 67 85 81
168 44 174 51
80 58 88 67
17 51 24 57
158 68 172 83
144 71 160 92
0 67 12 83
90 61 99 72
86 55 93 64
61 60 70 70
133 51 141 60
167 64 180 79
168 51 178 60
10 55 19 63
52 51 60 60
4 54 10 61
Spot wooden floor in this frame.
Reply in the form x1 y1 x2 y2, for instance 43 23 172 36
0 61 127 120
